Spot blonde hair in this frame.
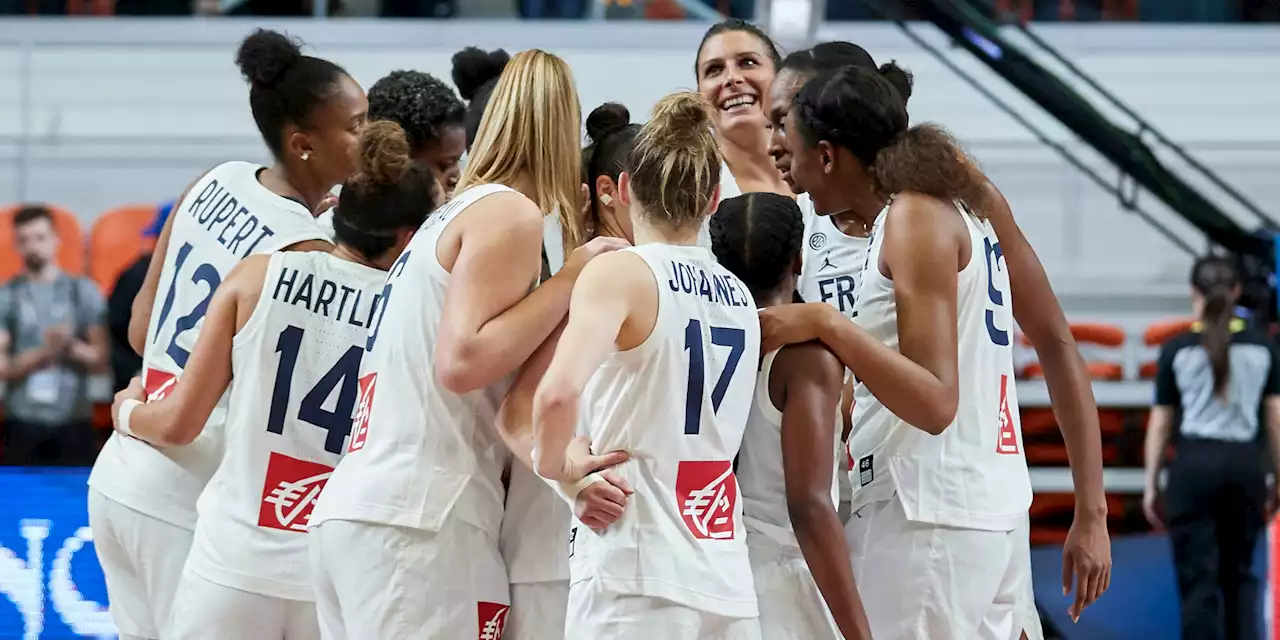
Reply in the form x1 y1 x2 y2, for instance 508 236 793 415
455 49 584 254
627 91 722 231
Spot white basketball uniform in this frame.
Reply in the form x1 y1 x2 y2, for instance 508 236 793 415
88 161 328 639
309 184 515 640
844 202 1042 640
498 216 572 640
165 251 385 640
797 206 870 524
738 347 844 639
565 244 762 640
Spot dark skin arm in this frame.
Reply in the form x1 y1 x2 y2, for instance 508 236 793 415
775 343 872 640
982 181 1111 620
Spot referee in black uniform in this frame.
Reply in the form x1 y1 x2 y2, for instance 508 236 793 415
1143 255 1280 640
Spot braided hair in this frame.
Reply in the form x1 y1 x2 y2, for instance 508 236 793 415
710 193 805 298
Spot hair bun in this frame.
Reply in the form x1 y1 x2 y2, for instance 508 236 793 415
451 47 511 101
648 91 715 145
878 61 914 103
236 29 303 89
357 120 412 187
585 103 632 145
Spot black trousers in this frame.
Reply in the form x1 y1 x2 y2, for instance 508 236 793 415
0 419 95 466
1165 439 1267 640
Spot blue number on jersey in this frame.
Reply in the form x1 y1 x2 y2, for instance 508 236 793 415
682 319 746 435
154 241 223 368
983 237 1011 346
268 325 362 455
366 250 411 352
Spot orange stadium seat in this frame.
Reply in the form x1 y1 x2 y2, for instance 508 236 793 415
0 204 85 280
1021 322 1126 380
1138 318 1196 378
89 205 158 295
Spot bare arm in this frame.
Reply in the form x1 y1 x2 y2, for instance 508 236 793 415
120 256 267 446
129 175 204 355
533 252 649 480
66 325 109 372
497 319 568 470
1142 405 1175 500
1266 397 1280 487
0 330 58 381
985 182 1106 517
777 344 872 640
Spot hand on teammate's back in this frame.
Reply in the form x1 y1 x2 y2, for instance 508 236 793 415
759 302 832 353
575 469 634 532
1061 514 1111 623
565 236 632 272
110 376 145 437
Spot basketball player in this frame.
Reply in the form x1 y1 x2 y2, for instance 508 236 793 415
533 91 762 639
763 66 1112 637
307 50 627 640
767 41 898 522
493 101 643 640
109 120 429 640
88 29 361 640
712 192 872 640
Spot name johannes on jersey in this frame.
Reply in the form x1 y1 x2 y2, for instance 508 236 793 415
666 259 751 309
184 177 285 260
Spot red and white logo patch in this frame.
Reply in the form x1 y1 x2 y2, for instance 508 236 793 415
143 368 178 403
676 460 737 540
348 372 377 453
995 374 1020 455
258 452 334 532
476 601 509 640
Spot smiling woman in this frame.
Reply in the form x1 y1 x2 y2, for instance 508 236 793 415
694 19 789 199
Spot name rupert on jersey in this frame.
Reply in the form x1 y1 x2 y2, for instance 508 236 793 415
185 178 281 259
272 268 382 328
667 261 750 308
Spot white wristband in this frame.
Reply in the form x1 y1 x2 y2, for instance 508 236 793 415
554 472 606 504
117 398 142 437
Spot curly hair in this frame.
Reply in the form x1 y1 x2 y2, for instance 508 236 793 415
367 70 465 156
710 193 805 297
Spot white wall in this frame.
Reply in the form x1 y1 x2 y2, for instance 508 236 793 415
0 19 1276 310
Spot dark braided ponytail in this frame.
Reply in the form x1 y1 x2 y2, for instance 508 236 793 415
710 193 805 298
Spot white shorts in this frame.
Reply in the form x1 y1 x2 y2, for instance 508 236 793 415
168 569 319 640
566 576 762 640
309 518 510 640
87 489 193 639
507 580 569 640
748 544 841 640
846 497 1044 640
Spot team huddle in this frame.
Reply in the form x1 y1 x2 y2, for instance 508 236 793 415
90 19 1113 640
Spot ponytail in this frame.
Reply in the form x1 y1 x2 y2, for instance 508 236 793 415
1190 255 1241 397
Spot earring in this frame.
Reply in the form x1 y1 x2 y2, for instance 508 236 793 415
600 194 613 206
301 151 310 161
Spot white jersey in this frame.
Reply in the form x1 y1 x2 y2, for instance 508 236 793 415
311 184 516 536
89 160 329 529
847 201 1032 531
501 222 573 585
798 210 870 321
185 251 384 600
738 348 841 553
569 244 760 618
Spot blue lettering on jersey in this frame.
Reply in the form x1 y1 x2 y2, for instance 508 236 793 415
817 275 857 316
185 178 278 259
666 261 749 308
271 267 382 328
983 237 1011 346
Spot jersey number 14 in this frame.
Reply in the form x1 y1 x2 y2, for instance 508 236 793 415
267 325 362 455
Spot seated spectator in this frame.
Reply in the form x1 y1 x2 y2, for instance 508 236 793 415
0 205 108 466
108 202 170 394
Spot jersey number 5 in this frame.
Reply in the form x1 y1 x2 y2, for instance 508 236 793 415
683 319 746 435
983 237 1011 347
268 325 362 455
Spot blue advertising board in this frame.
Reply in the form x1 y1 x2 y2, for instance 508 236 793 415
0 468 116 639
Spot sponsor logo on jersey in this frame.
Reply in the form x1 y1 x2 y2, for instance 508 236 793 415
258 452 334 532
809 232 827 250
143 368 178 403
858 454 874 487
995 374 1020 455
476 601 510 640
676 460 737 540
348 372 377 453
